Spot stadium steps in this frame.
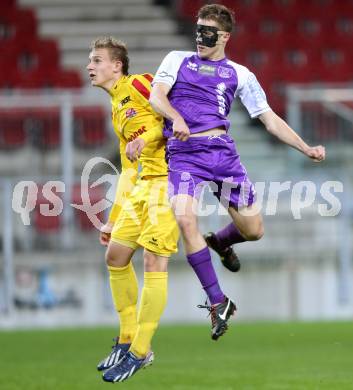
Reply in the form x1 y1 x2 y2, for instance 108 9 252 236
35 5 168 20
20 0 152 5
229 107 288 177
18 0 191 78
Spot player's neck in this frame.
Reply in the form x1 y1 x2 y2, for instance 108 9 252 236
103 74 123 94
205 47 226 62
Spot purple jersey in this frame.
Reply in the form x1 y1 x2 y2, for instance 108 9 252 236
153 51 271 138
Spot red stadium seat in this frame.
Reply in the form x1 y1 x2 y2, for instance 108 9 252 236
33 185 63 233
54 70 82 88
0 109 27 149
72 183 106 231
73 107 107 148
2 0 16 6
177 0 203 20
28 108 61 149
0 8 37 42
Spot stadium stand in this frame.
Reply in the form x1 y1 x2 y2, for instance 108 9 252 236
0 108 27 149
19 0 190 77
0 4 82 89
32 182 105 234
72 182 106 231
177 0 353 114
2 0 351 236
73 107 107 149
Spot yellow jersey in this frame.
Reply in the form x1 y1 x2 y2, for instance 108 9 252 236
108 73 166 222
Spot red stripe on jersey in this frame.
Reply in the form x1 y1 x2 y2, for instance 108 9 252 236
143 73 153 83
132 78 150 100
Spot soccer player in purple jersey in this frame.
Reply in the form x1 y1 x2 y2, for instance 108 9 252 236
127 4 325 340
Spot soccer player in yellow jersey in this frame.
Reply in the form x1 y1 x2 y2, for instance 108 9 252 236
87 36 179 383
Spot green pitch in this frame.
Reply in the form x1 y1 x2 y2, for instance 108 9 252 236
0 321 352 390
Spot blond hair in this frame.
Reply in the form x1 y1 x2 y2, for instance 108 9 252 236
90 36 129 75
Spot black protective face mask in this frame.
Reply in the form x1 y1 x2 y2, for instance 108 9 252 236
196 24 219 48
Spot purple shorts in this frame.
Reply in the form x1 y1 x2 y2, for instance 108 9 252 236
166 134 256 209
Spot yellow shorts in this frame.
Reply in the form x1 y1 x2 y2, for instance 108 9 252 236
111 177 179 257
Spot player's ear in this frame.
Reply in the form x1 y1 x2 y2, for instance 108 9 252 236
113 60 123 74
221 32 231 44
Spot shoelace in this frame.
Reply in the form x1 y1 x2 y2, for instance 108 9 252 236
116 353 141 372
110 337 120 350
197 301 217 327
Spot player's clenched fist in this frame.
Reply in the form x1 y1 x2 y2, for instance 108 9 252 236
305 145 326 162
99 221 114 246
126 138 146 162
172 116 190 141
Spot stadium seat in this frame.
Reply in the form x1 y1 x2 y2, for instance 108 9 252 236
72 183 106 231
177 0 203 20
73 107 107 148
0 7 82 90
28 108 61 149
33 185 62 233
0 109 27 149
54 70 82 88
0 8 37 42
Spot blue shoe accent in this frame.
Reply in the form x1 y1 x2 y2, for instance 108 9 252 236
97 338 130 371
102 351 154 383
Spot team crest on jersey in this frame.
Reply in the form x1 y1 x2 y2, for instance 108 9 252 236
218 66 234 79
187 61 198 71
198 64 216 75
126 108 137 119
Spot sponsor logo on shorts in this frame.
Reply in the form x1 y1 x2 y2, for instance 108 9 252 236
198 64 216 76
218 66 234 79
127 125 147 142
126 108 137 119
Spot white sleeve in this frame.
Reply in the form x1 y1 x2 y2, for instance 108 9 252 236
153 51 194 88
231 62 271 118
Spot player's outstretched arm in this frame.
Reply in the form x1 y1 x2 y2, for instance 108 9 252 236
259 110 326 162
150 82 190 141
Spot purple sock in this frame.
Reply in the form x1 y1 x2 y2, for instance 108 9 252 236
187 246 225 305
215 223 246 250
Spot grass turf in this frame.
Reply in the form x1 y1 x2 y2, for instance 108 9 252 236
0 321 352 390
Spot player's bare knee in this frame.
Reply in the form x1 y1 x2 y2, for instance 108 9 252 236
143 251 157 270
175 214 196 236
143 250 168 272
105 249 116 266
105 247 125 267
